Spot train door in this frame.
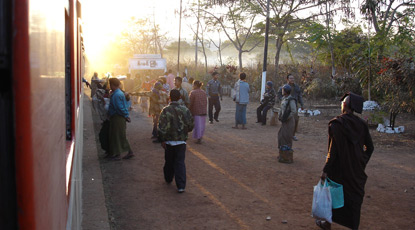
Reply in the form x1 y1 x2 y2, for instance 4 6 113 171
0 0 18 229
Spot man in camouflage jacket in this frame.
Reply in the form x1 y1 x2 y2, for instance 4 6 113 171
257 81 276 125
158 89 194 193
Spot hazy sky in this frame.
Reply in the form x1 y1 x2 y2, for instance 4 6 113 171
82 0 189 62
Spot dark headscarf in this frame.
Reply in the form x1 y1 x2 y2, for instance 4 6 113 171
340 92 364 114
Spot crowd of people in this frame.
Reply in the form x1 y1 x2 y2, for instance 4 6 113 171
87 69 374 230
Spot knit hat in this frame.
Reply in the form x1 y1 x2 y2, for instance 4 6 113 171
282 84 291 94
340 92 364 114
266 81 273 87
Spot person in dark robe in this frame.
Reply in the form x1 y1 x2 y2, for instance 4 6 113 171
316 92 374 230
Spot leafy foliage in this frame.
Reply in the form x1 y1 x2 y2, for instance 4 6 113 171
374 56 415 127
304 78 337 99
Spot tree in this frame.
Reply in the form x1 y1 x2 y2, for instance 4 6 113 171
209 30 231 67
186 6 211 72
392 7 415 56
361 0 415 58
249 0 354 78
324 0 336 79
119 17 169 57
201 0 262 70
375 56 415 129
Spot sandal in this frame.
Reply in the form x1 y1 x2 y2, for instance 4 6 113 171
315 220 331 230
122 152 134 159
108 155 121 161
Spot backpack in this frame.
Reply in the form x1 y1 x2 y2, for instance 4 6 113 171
280 97 294 122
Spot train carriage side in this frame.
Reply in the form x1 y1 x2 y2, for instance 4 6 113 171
0 0 86 229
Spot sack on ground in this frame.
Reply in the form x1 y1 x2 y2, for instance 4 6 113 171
312 179 332 223
278 148 294 164
327 178 344 209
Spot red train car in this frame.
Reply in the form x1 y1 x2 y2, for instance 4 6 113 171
1 0 86 229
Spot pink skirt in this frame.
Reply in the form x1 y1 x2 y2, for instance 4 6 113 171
192 115 206 139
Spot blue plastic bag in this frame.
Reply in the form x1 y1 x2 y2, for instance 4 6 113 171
312 179 332 223
327 178 344 209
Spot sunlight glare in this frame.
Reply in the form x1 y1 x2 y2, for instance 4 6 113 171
82 0 180 72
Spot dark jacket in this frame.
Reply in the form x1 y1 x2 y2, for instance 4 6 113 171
261 88 276 107
158 101 194 142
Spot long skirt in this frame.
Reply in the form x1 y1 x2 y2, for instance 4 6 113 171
278 117 295 149
235 103 247 125
192 115 206 139
109 114 131 156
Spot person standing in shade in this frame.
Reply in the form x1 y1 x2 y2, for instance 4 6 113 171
232 73 250 129
107 78 134 160
174 77 190 107
278 74 304 141
277 84 296 150
158 89 194 193
189 80 207 144
257 81 276 125
316 92 374 230
206 71 222 124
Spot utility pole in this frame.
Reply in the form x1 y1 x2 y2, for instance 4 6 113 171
261 0 270 101
177 0 183 75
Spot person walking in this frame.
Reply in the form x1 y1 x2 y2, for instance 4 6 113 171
107 78 134 160
316 92 374 230
277 84 296 150
158 89 194 193
257 81 276 125
174 77 190 107
189 80 207 144
278 74 304 140
232 73 250 129
206 71 222 124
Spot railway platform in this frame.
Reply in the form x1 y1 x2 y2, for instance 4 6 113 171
81 92 111 230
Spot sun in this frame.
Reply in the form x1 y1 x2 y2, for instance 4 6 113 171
81 0 182 72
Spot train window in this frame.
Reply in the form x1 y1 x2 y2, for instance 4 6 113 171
65 12 72 140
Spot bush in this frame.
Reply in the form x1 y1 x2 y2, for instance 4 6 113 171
366 110 388 126
305 78 337 99
336 77 362 96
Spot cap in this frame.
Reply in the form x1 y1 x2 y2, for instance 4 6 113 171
282 84 291 93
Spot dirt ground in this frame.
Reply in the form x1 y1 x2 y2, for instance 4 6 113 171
92 96 415 230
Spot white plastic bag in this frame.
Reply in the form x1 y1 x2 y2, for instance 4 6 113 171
312 179 332 223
